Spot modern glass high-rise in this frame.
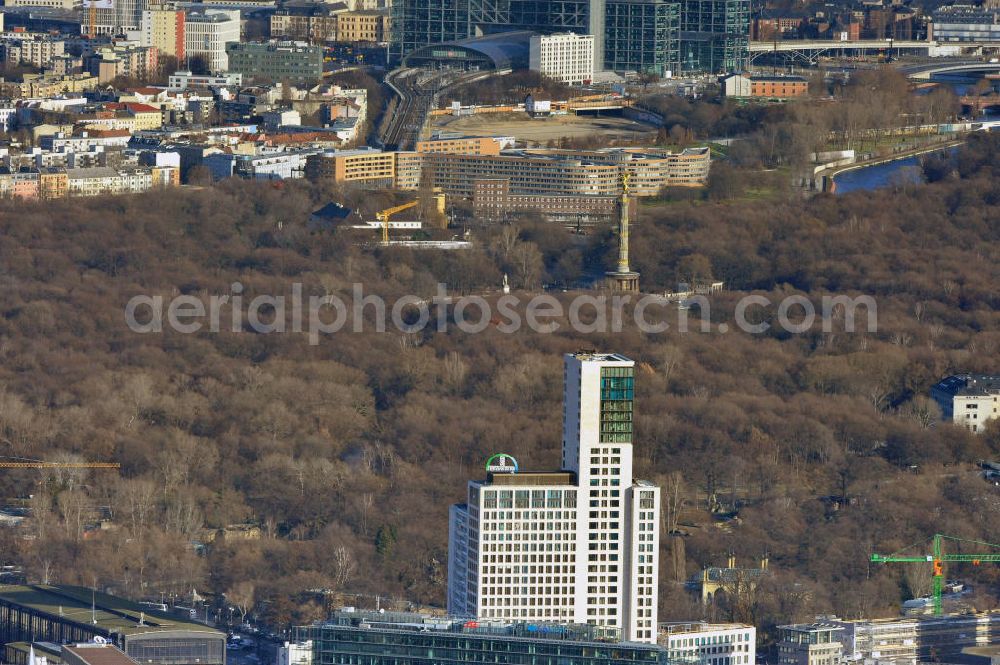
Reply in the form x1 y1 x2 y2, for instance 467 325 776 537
389 0 746 73
679 0 749 73
447 352 661 644
604 0 679 76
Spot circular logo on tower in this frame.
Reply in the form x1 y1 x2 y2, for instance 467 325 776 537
485 453 519 474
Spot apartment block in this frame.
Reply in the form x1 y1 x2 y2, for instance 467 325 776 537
141 6 186 60
1 36 65 68
529 33 595 85
448 353 661 644
931 374 1000 433
270 4 340 42
335 11 390 43
661 622 757 665
305 148 395 187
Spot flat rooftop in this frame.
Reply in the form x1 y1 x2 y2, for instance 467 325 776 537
486 472 575 486
569 352 632 363
63 645 140 665
0 585 222 637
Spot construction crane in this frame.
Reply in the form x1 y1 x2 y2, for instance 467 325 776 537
375 191 445 244
871 533 1000 615
0 456 120 470
376 200 420 244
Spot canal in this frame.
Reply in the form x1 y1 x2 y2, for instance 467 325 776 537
833 74 997 194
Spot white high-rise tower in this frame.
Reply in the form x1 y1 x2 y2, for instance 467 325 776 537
447 352 661 643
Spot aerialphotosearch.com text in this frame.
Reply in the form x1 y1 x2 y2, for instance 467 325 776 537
124 282 878 345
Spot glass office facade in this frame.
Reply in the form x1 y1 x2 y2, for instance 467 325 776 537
679 0 749 73
297 620 666 665
604 0 680 76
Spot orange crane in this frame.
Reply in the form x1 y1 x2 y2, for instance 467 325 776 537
0 456 120 469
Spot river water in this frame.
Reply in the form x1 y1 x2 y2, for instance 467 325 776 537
832 75 995 194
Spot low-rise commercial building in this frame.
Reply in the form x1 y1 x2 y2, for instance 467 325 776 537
0 585 223 665
660 622 756 665
931 374 1000 433
720 74 808 99
225 41 323 84
295 609 664 665
529 33 595 85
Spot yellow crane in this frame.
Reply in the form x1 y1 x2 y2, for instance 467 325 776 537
376 200 420 244
0 456 120 469
375 191 446 243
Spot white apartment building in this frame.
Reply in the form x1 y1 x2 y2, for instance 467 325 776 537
930 374 1000 434
447 352 661 644
832 618 917 665
661 623 756 665
528 33 595 85
184 9 240 72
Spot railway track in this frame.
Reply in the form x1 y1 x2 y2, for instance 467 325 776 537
379 68 505 150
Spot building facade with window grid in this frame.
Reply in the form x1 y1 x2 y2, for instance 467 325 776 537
448 352 661 644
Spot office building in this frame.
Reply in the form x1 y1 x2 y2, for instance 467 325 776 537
931 5 1000 42
776 623 844 665
448 353 661 643
471 178 624 226
0 584 224 665
914 611 1000 661
94 0 149 34
529 33 595 84
931 374 1000 433
184 8 240 72
295 608 664 665
388 0 750 73
141 6 185 60
661 623 756 665
605 0 679 77
422 147 711 199
225 41 323 84
680 0 749 73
